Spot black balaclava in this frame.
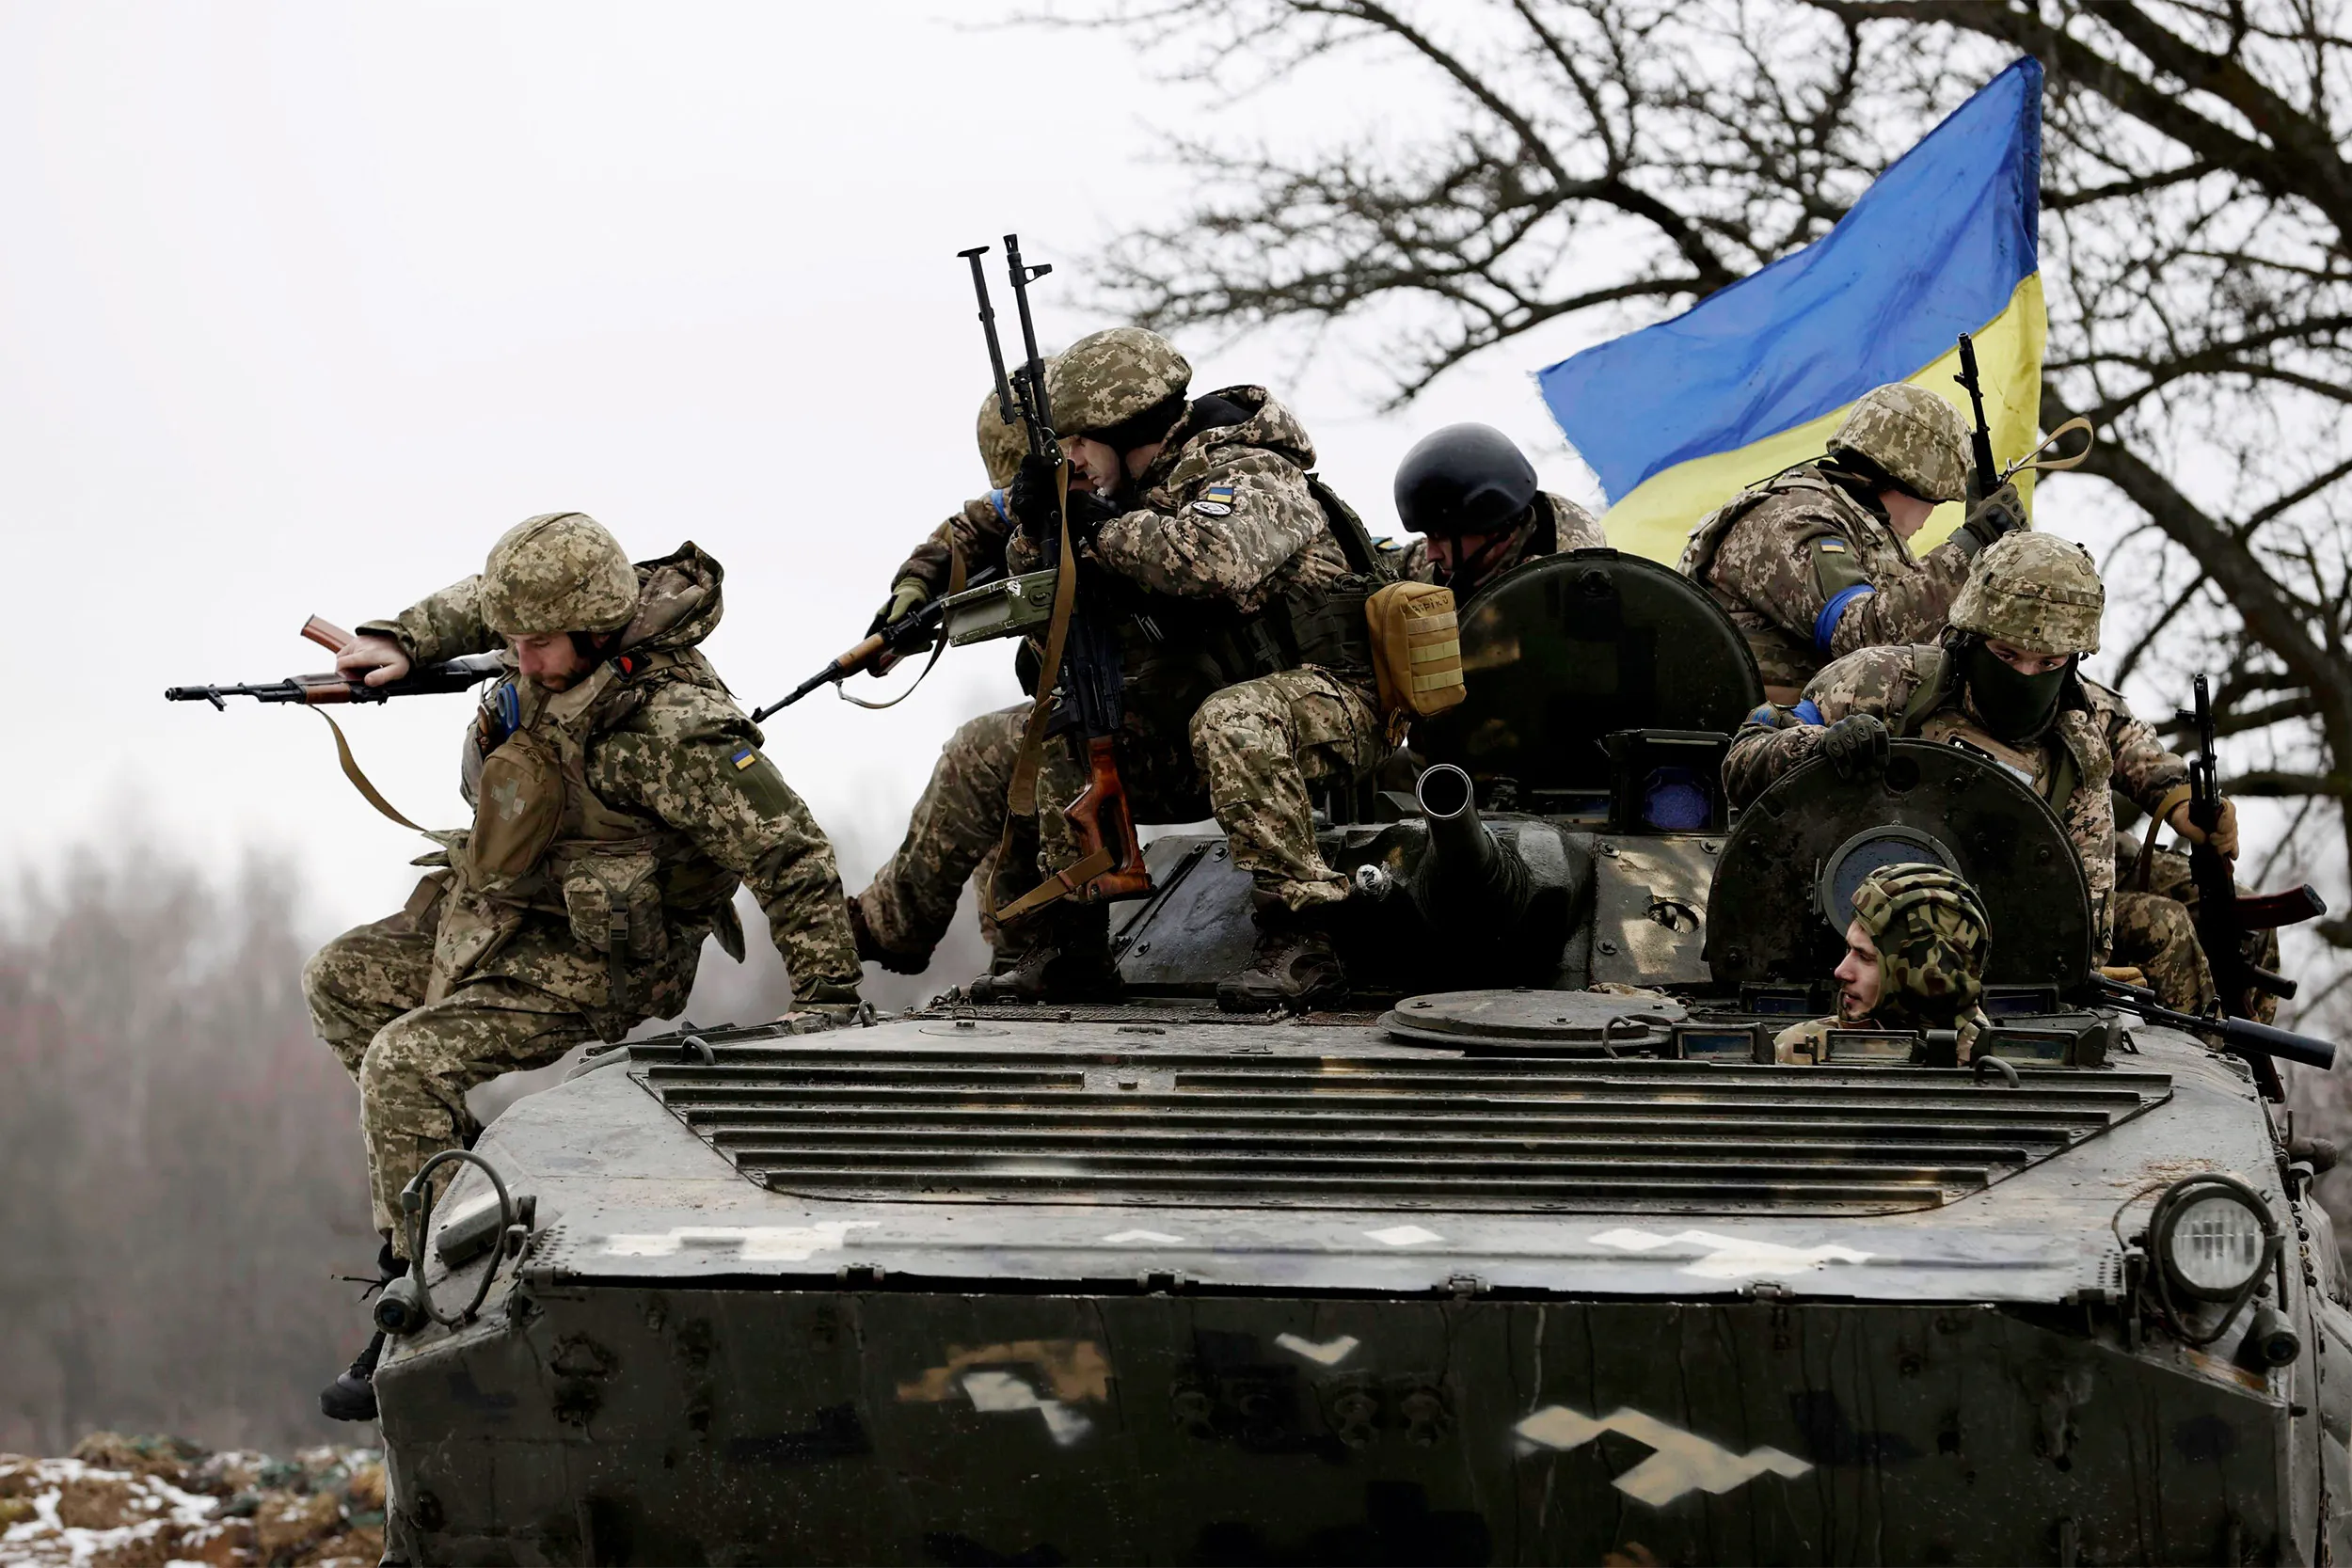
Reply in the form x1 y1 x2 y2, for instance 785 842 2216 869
1961 638 2070 742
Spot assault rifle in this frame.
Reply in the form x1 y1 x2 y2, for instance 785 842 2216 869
166 618 504 709
965 233 1148 905
2094 974 2336 1072
1952 332 2000 499
2186 675 2320 1016
753 571 1003 722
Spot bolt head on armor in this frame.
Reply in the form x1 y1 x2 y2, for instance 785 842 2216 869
480 512 640 638
1826 384 1971 504
1851 861 1992 1021
1947 531 2105 655
1045 327 1192 437
1393 422 1540 536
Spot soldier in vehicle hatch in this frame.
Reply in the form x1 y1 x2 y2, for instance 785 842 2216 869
848 388 1041 981
304 513 864 1422
1775 862 1994 1063
1724 532 2237 1013
1390 422 1606 594
1680 383 2030 702
988 326 1386 1013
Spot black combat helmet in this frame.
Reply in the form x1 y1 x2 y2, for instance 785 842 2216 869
1394 422 1539 536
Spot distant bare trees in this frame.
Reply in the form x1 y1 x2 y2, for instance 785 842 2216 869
1069 0 2352 939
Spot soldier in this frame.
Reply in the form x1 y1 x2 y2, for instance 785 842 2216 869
1724 532 2238 1012
848 390 1040 981
305 513 864 1421
993 326 1386 1012
1681 384 2031 701
1775 862 1994 1062
1391 422 1606 594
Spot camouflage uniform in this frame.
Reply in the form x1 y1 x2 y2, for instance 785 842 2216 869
856 704 1036 959
1775 863 1994 1062
1680 385 2008 699
1009 344 1384 915
303 518 861 1248
2116 838 2269 1019
1724 646 2185 973
1393 493 1606 589
1724 536 2204 1005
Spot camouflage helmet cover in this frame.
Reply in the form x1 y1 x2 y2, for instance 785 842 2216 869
480 512 640 638
1851 861 1992 1027
976 368 1051 491
1947 531 2105 654
1046 327 1192 437
1826 384 1971 504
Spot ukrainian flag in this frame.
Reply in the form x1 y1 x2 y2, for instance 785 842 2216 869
1538 57 2045 563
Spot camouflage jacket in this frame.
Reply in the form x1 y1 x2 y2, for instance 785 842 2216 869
1681 463 1975 698
358 544 862 998
893 492 1011 598
1006 386 1353 616
1394 493 1607 588
1723 643 2190 958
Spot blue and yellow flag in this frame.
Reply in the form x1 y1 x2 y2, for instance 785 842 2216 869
1538 57 2045 562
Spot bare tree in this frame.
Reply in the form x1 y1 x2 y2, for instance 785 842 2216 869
1068 0 2352 927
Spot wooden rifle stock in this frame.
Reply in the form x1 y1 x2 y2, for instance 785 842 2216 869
1062 736 1151 900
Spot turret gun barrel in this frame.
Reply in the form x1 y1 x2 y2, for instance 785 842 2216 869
1413 764 1534 925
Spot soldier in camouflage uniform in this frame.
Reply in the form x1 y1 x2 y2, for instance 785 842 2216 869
849 389 1041 976
1389 422 1606 594
1724 533 2239 1011
304 513 864 1421
1775 863 1994 1062
1681 384 2030 701
989 327 1387 1011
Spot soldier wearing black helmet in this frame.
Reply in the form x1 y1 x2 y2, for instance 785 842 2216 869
1391 423 1606 594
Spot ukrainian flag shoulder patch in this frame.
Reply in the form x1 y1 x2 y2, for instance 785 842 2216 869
731 746 758 770
1192 483 1238 516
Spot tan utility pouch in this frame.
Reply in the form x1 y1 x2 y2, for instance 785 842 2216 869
562 850 669 968
468 731 565 890
1365 580 1467 728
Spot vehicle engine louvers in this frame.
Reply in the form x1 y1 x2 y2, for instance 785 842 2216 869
630 1040 2170 1214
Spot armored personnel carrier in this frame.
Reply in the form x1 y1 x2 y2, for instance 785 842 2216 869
371 551 2350 1565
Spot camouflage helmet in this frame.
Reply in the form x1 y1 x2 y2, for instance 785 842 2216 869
976 373 1045 492
1851 861 1992 1027
1947 531 2104 654
1047 327 1191 439
1826 384 1970 504
480 513 640 638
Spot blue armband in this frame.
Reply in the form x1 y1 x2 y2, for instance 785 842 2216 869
989 487 1009 524
1814 583 1875 654
1792 699 1824 727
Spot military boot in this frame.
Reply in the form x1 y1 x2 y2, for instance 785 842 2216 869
1216 895 1348 1014
848 895 928 976
320 1239 401 1422
968 904 1121 1004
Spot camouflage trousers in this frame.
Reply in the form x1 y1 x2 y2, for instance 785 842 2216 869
2120 843 2281 1022
2110 889 2217 1016
856 705 1038 962
303 879 689 1253
1038 667 1384 913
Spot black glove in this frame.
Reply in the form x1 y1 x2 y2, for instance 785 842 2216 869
1818 712 1889 779
1006 453 1064 541
1956 482 2026 555
1064 486 1120 546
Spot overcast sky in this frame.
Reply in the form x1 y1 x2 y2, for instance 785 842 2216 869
0 0 1612 946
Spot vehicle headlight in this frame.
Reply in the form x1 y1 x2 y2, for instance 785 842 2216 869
2154 1179 2274 1301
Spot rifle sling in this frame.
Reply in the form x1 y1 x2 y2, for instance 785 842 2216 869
310 706 429 832
984 467 1089 925
834 540 970 713
2135 783 2195 893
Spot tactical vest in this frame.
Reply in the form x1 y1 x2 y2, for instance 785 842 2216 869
1682 467 1917 699
1887 648 2118 956
427 648 744 1011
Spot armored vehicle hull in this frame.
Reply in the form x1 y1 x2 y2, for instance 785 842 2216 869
377 1011 2349 1565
